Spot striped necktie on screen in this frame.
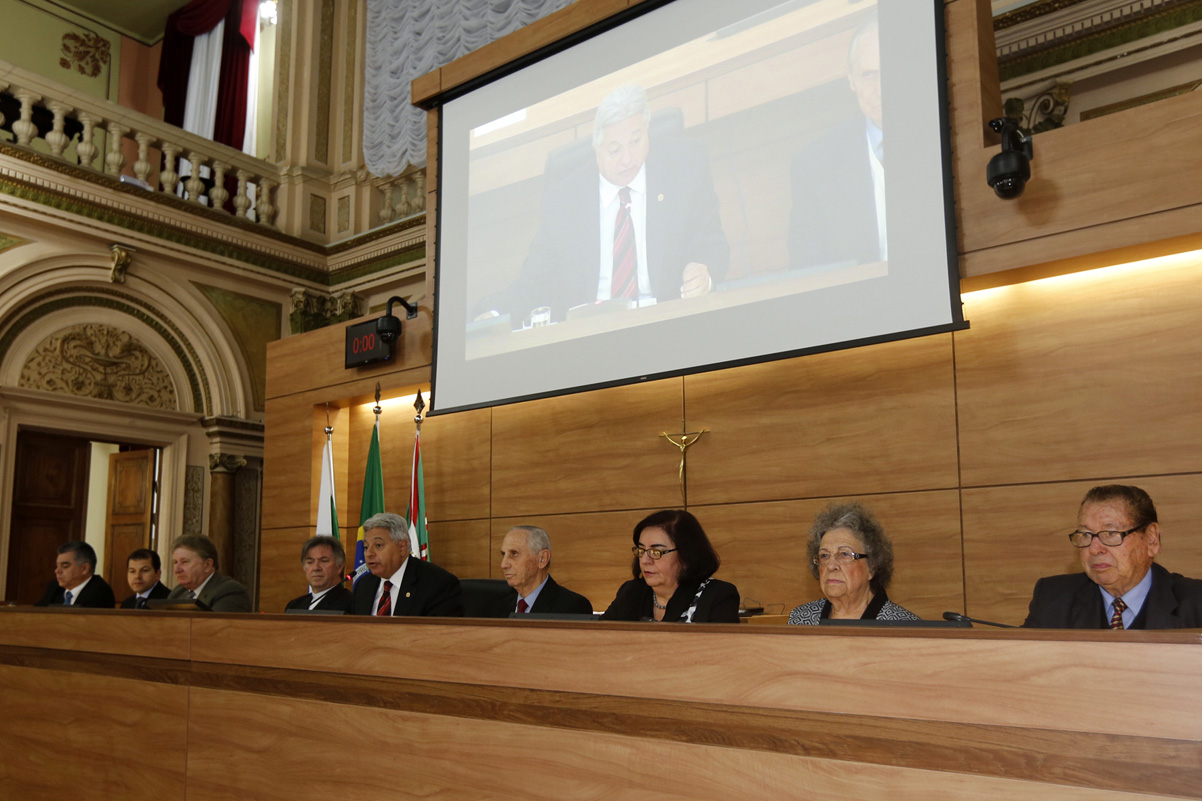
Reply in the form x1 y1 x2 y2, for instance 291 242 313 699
376 580 393 616
1109 597 1127 629
610 187 637 299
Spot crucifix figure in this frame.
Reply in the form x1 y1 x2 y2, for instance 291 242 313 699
661 420 708 506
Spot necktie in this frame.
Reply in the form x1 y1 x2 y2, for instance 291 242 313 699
136 596 149 610
376 580 393 616
1110 597 1127 629
516 598 528 614
304 593 315 609
611 186 637 299
63 590 73 606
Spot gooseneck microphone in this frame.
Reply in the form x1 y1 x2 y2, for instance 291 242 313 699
942 611 1017 629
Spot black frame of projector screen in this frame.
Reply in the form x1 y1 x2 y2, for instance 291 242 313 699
426 0 966 415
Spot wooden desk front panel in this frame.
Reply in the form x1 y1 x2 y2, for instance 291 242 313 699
3 612 1198 801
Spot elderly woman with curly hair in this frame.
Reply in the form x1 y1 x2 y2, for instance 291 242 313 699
788 502 919 624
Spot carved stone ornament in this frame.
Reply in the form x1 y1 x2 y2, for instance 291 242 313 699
209 453 248 473
18 323 178 409
110 243 135 284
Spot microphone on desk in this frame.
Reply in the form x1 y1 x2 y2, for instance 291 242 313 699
942 611 1017 629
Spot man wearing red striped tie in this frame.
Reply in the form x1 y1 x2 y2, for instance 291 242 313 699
474 84 728 326
1023 485 1202 629
352 512 463 618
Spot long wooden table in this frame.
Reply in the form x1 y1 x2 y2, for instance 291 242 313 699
1 608 1198 800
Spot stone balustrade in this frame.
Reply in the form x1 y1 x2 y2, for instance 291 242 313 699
373 167 426 226
0 58 281 228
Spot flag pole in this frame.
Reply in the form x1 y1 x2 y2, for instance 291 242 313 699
408 390 429 561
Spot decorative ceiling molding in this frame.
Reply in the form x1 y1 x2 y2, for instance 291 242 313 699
995 0 1202 81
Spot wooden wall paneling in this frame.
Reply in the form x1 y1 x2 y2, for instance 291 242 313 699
427 517 491 580
956 253 1202 487
685 334 959 505
263 394 322 531
186 618 1202 741
264 309 432 401
490 379 686 517
181 685 1191 801
420 406 491 523
695 490 964 620
490 509 657 610
0 665 188 800
258 526 314 613
962 475 1202 626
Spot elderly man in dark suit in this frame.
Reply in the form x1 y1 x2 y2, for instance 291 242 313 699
120 548 170 609
352 512 463 617
34 541 115 608
285 535 353 613
165 535 252 612
488 525 592 617
476 83 728 325
1024 484 1202 629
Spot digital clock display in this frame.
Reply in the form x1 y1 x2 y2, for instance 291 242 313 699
345 319 394 368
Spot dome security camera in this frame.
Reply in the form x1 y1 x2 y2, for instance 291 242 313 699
986 117 1034 200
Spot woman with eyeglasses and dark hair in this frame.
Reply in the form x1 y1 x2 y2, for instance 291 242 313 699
788 501 919 625
600 509 741 623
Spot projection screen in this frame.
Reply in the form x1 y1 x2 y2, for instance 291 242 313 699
432 0 962 414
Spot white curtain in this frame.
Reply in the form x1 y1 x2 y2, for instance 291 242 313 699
179 20 225 200
362 0 574 177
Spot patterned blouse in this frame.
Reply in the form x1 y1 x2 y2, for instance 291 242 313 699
788 591 919 625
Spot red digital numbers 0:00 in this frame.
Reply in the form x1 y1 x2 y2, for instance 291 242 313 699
351 333 376 354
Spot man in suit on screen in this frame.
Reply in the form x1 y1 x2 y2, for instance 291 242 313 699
487 525 592 617
120 548 170 609
34 541 115 608
285 535 353 613
165 535 252 612
475 83 729 325
352 512 463 617
1024 484 1202 629
789 10 887 271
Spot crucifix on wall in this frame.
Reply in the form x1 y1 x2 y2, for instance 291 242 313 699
660 419 708 506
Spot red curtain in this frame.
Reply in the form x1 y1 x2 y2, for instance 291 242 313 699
157 0 258 149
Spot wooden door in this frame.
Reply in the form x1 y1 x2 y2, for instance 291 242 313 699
4 430 91 604
103 449 157 591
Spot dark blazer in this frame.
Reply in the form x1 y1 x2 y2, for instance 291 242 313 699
478 136 730 323
788 117 882 272
488 575 593 618
34 575 116 608
1023 562 1202 629
600 577 740 623
119 581 171 609
34 574 116 606
352 558 464 617
166 572 252 612
285 584 354 613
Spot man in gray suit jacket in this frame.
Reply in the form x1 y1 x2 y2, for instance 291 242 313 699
166 534 252 612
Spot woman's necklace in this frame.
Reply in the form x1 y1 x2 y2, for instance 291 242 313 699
652 596 667 610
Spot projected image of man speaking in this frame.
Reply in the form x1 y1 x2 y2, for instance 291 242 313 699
474 84 729 326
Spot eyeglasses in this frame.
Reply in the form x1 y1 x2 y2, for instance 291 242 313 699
632 546 678 560
1068 526 1144 548
813 549 868 567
